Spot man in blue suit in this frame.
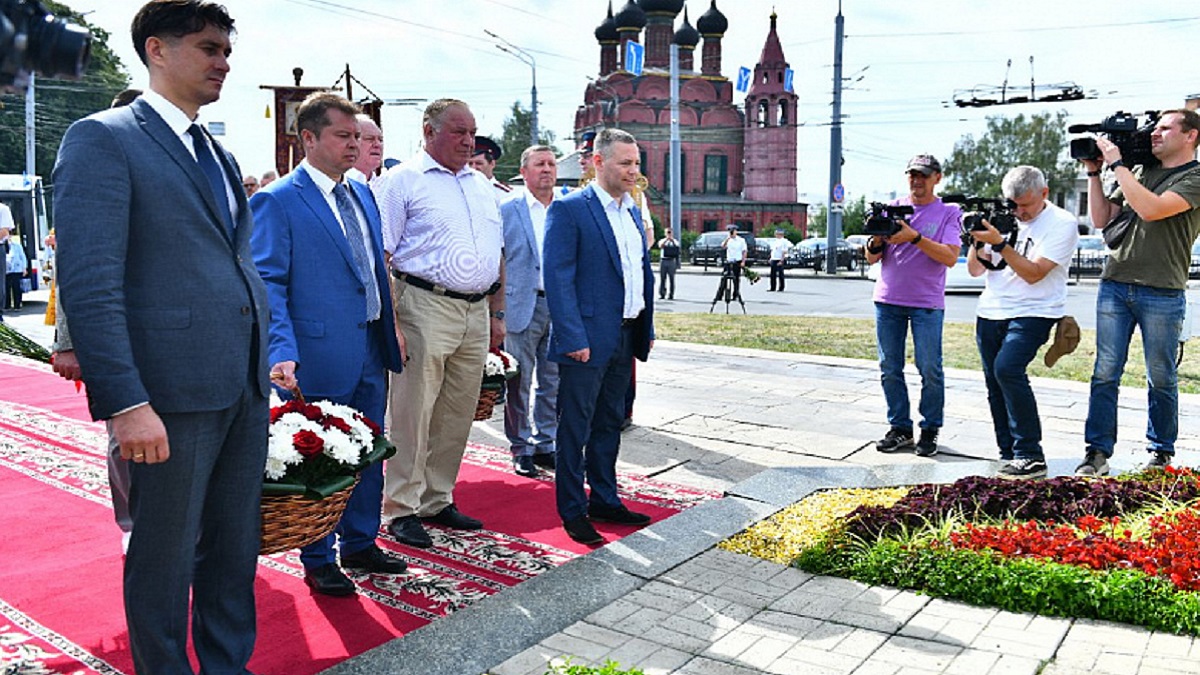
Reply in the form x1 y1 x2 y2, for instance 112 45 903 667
54 2 270 672
251 93 406 596
544 128 655 545
503 145 561 477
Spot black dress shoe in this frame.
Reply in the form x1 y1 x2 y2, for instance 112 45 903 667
388 515 433 548
341 544 408 574
420 504 483 530
531 453 556 469
587 504 652 526
304 563 356 597
563 517 604 545
513 455 540 478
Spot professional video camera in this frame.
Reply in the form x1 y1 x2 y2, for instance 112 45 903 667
942 195 1019 236
0 0 91 90
1068 110 1160 169
863 202 914 237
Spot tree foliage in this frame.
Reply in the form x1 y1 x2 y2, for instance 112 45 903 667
809 196 869 238
0 1 131 178
942 111 1076 199
495 100 556 182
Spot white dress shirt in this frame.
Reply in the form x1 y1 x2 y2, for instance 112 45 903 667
140 89 239 225
591 184 646 319
523 188 558 291
372 150 503 294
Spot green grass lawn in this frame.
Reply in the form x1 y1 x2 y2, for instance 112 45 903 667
654 314 1200 395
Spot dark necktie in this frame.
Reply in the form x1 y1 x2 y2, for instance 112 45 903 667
187 124 234 239
333 183 381 321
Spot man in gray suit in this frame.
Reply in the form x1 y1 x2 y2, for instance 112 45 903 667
503 145 560 477
54 2 270 673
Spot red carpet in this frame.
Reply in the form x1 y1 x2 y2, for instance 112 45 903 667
0 354 717 674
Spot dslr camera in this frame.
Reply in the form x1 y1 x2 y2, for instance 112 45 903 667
1068 110 1159 169
0 0 91 90
863 202 914 237
943 195 1019 236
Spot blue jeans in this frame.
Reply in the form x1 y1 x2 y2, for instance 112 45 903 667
875 302 944 430
976 317 1056 461
1085 280 1185 457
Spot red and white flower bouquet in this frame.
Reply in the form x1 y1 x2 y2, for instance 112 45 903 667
264 394 394 499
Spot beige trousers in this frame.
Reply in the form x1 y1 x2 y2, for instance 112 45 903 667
383 282 489 519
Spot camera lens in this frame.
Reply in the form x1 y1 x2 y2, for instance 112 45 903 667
25 14 91 79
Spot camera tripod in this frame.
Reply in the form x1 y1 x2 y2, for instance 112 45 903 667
710 262 746 314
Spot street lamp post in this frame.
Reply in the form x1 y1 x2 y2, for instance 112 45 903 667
485 30 538 146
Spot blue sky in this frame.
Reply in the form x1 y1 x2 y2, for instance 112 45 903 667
70 0 1200 205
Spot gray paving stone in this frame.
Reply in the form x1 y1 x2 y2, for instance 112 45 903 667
1139 654 1200 673
592 496 780 580
865 635 965 671
674 656 769 675
1145 631 1194 657
540 631 612 664
563 621 633 649
777 643 863 673
1092 651 1143 673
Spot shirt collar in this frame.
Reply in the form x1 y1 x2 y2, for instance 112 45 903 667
523 187 557 210
590 183 635 212
299 158 343 197
141 89 198 138
417 150 472 177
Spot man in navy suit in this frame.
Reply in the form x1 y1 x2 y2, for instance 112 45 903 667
503 145 561 478
251 93 406 596
544 128 655 545
54 2 270 672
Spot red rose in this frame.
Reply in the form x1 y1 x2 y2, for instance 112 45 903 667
302 404 325 422
358 414 382 436
293 430 325 457
324 417 351 434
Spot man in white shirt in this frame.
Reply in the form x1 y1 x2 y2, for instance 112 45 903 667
718 225 748 300
372 99 506 548
767 228 792 291
502 145 560 477
967 165 1079 480
346 114 383 185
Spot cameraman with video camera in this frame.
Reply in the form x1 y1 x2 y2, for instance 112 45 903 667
866 154 962 457
966 166 1079 480
1076 109 1200 476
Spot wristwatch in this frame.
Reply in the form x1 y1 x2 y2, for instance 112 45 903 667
490 310 506 319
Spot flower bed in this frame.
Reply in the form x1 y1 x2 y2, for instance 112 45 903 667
722 467 1200 635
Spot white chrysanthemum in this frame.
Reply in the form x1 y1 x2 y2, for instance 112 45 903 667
322 431 360 465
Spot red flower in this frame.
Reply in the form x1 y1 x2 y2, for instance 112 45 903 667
324 417 352 434
293 430 325 457
357 414 382 436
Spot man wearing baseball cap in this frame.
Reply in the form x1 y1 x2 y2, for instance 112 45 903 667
865 154 963 458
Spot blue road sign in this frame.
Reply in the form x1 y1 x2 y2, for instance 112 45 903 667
736 67 751 94
784 68 795 93
625 41 645 76
832 183 845 203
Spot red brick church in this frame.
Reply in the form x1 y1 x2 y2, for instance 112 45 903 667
575 0 807 234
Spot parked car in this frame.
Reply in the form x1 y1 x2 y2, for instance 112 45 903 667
688 231 759 268
1191 237 1200 279
787 237 858 271
845 234 872 252
1070 234 1108 276
944 251 986 293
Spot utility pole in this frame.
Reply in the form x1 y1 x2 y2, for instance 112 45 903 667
669 44 681 240
485 30 539 146
25 74 36 179
825 2 845 275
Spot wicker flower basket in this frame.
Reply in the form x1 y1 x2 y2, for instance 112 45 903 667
475 386 502 421
260 476 359 555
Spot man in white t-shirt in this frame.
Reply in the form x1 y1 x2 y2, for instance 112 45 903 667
967 165 1079 480
720 225 748 298
767 229 792 291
